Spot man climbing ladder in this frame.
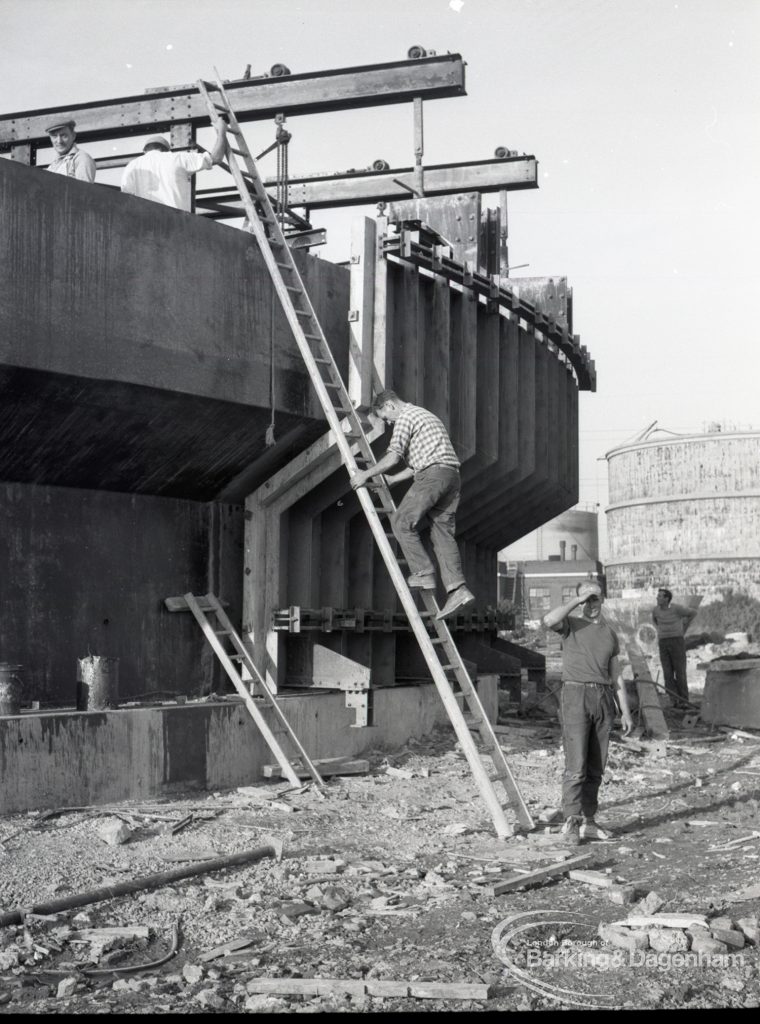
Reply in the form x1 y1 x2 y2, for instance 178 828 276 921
351 389 475 621
195 72 533 840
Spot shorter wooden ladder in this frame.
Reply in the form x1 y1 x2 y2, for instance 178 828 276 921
166 592 326 792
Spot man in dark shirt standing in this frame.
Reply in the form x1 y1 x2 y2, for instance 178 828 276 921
543 581 634 845
350 390 475 620
652 587 697 708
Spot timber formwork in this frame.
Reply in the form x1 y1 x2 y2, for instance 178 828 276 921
244 217 586 697
0 54 589 710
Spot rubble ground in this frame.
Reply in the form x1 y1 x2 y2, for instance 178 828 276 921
0 705 759 1013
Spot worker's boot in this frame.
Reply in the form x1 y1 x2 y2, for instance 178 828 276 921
436 585 475 620
560 815 582 846
580 818 613 841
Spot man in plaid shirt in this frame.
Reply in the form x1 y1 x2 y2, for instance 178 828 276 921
351 390 475 620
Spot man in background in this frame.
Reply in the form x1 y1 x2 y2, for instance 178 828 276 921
121 124 227 212
652 587 697 708
45 120 96 182
543 580 634 845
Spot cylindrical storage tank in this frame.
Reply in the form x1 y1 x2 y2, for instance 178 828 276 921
605 430 760 599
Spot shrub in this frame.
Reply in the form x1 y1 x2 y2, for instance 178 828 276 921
693 589 760 642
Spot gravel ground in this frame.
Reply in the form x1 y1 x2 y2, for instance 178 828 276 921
0 698 759 1014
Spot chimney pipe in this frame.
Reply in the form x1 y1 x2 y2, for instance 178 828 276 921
571 544 578 561
559 541 566 561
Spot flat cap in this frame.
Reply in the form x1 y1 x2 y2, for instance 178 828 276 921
45 119 76 133
143 135 171 151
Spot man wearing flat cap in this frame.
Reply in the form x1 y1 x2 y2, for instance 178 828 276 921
45 120 96 182
120 124 227 211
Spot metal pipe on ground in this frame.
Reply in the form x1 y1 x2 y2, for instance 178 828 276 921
0 839 283 928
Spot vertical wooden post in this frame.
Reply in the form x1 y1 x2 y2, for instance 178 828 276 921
498 188 509 277
413 97 424 197
347 217 377 410
171 122 197 211
11 143 35 166
373 215 389 391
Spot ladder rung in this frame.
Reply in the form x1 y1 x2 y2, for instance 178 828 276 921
229 147 246 157
295 310 313 318
303 333 322 341
214 629 232 636
276 262 292 270
314 357 332 365
285 285 303 293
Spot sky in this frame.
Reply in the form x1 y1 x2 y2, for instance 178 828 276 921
3 0 759 554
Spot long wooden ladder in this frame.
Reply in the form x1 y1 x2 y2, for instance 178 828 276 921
181 592 326 791
196 75 533 837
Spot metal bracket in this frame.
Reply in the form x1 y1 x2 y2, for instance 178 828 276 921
346 688 374 728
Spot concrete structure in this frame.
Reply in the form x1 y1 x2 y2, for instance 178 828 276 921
702 657 760 729
605 428 760 600
0 56 593 811
0 678 498 814
497 506 603 622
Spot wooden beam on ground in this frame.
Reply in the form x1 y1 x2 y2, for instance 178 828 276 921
195 156 537 216
244 978 489 1000
626 644 670 739
262 756 369 779
0 55 466 151
485 851 594 896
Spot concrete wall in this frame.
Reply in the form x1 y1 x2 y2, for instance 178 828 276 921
0 158 350 500
0 677 498 814
0 482 244 705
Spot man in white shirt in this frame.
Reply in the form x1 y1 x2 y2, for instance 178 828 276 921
121 125 227 211
45 119 96 182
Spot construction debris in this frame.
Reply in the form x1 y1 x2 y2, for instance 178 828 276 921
0 718 759 1012
244 977 489 1000
262 756 369 779
484 852 594 896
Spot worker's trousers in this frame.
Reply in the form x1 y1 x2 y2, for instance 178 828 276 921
560 681 616 819
391 465 466 594
658 636 689 704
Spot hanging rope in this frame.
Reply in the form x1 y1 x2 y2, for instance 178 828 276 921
266 114 292 447
275 114 290 233
265 286 276 447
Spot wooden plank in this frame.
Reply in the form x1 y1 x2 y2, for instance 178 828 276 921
568 869 615 889
245 978 367 997
623 914 709 930
449 282 478 466
347 217 377 410
486 852 594 896
407 982 489 1000
1 55 466 148
197 157 538 217
164 595 229 613
244 977 488 1000
423 272 451 423
262 757 369 779
627 646 670 739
